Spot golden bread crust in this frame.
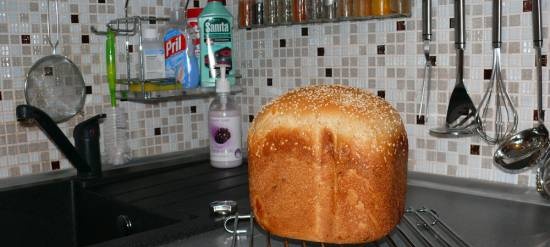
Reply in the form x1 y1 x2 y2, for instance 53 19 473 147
248 85 408 244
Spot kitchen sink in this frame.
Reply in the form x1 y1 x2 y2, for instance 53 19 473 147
0 179 178 247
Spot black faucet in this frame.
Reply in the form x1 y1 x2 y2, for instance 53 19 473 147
16 105 106 179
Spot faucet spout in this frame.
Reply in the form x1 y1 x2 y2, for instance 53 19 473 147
16 105 106 179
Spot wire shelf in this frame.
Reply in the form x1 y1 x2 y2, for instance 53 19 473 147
223 207 471 247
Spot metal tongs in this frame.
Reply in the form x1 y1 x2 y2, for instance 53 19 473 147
417 0 432 124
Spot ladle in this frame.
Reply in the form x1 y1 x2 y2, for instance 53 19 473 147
493 0 548 172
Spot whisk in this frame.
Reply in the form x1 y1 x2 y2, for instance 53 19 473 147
476 0 518 144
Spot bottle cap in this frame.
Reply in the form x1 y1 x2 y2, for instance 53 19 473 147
215 64 230 93
208 0 226 4
143 28 158 40
186 8 202 18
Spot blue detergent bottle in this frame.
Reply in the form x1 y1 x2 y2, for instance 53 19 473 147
163 2 200 88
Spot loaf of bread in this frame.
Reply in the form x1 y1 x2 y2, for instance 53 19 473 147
247 85 408 244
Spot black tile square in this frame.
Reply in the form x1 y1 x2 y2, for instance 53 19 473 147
248 115 254 122
317 47 325 56
542 54 547 66
194 0 200 7
21 35 30 44
190 105 197 113
0 91 2 101
279 39 286 48
85 85 92 94
377 45 385 55
154 128 161 136
325 68 332 77
98 0 105 3
267 78 273 86
81 35 89 44
396 21 406 31
484 69 492 80
128 45 134 53
470 144 480 155
71 14 79 23
149 18 157 24
51 161 60 170
449 18 455 28
377 90 385 99
429 56 437 66
301 27 308 36
416 115 425 125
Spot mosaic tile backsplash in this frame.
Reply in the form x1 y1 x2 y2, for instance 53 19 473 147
0 0 548 188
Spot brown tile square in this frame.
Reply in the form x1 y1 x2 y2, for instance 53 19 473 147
429 56 436 66
470 144 480 155
416 115 425 125
523 0 532 12
71 14 79 23
396 21 406 31
301 27 308 36
279 39 286 48
484 69 492 80
325 68 332 77
51 161 60 170
9 167 20 177
81 35 89 44
21 35 30 44
377 45 385 55
317 47 324 56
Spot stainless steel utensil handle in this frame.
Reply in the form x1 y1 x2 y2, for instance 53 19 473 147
533 0 544 122
492 0 501 48
533 0 543 48
422 0 432 41
534 1 543 121
46 0 60 54
455 0 465 50
456 48 464 83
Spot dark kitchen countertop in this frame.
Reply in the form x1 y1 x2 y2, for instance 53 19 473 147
2 149 550 247
93 153 550 247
